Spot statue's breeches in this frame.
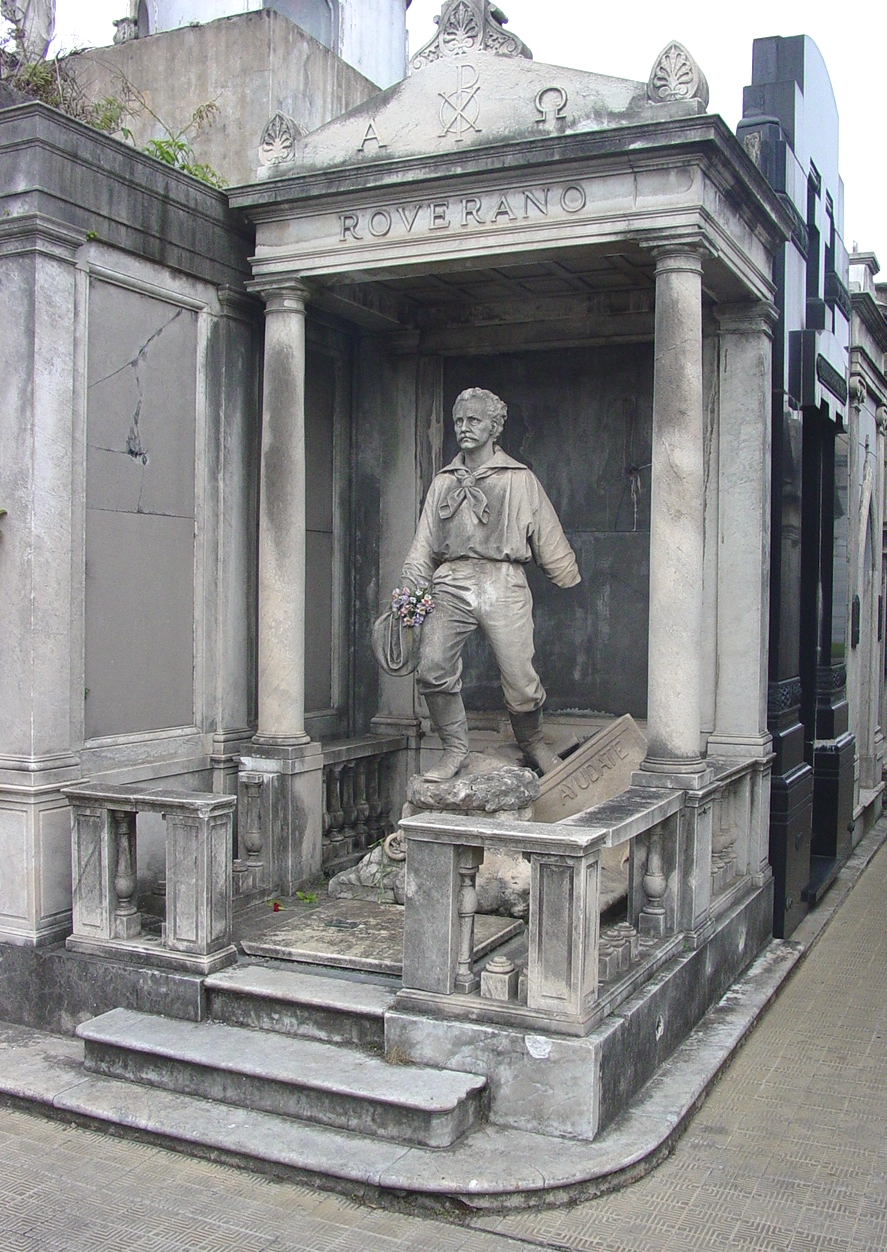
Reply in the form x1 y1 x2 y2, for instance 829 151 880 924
416 559 545 713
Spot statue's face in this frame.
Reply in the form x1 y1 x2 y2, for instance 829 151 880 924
453 399 496 454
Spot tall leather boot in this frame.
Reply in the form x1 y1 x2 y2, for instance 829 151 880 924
509 708 561 775
424 692 470 781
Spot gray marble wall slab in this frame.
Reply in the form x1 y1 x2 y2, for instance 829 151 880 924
84 280 198 739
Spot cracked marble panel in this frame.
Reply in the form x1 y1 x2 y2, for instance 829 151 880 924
84 279 198 739
86 281 197 519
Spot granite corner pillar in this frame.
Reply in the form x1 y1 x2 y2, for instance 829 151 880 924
707 300 778 763
239 280 323 893
634 245 712 789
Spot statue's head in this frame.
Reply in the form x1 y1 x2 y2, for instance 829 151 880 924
452 388 507 442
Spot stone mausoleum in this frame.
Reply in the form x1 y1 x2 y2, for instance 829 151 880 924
1 0 885 1207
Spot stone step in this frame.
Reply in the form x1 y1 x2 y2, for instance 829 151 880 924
77 1008 486 1149
204 965 396 1049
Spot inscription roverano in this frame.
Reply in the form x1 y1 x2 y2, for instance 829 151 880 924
339 183 587 242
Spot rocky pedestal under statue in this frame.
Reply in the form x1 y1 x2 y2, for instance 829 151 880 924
377 386 581 781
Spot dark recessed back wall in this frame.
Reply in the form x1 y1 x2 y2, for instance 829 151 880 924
443 344 652 718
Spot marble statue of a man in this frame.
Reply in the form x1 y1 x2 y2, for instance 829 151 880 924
401 387 580 781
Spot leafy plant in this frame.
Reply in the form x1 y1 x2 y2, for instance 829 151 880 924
0 13 225 187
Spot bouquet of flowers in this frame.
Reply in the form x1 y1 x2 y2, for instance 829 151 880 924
391 585 434 628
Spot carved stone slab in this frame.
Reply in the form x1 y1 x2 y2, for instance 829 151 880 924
255 47 707 180
533 714 647 823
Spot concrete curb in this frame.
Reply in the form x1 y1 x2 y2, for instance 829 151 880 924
1 818 884 1213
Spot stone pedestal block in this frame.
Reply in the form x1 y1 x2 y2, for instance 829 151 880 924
239 742 324 896
480 955 519 1002
0 786 73 946
527 851 601 1017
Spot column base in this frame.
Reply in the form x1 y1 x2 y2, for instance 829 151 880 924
66 934 238 975
238 741 324 895
251 732 311 748
633 758 714 790
706 733 773 761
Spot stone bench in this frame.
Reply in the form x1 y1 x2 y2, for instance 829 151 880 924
62 783 237 975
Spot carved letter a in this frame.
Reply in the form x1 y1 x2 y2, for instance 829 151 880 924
359 120 387 151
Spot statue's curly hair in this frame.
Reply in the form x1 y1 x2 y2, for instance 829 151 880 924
453 388 507 437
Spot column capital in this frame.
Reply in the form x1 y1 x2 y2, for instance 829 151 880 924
643 236 711 275
246 278 312 313
713 300 779 336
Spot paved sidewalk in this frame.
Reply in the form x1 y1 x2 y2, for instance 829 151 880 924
2 833 887 1251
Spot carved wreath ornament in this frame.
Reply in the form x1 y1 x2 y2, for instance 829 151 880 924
646 41 709 109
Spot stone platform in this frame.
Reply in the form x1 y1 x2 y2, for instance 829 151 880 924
0 939 799 1210
237 896 521 975
1 819 884 1211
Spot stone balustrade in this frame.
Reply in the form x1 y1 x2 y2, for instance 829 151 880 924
63 783 237 975
232 734 405 904
397 785 685 1036
320 735 402 876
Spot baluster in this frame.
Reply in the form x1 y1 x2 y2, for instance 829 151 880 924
377 755 393 836
322 764 333 866
454 847 483 994
711 796 737 894
366 757 383 841
325 764 346 868
239 774 264 866
340 763 357 855
112 809 141 938
351 758 369 853
639 828 668 938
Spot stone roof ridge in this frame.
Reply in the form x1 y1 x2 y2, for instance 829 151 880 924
255 37 710 181
410 0 533 71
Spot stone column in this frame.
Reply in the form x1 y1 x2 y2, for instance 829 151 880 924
707 302 778 760
255 283 311 746
239 281 323 894
209 287 263 799
636 246 711 787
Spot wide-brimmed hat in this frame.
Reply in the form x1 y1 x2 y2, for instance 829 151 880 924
372 608 422 676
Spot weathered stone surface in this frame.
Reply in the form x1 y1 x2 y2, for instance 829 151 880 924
69 11 380 189
534 715 647 823
240 896 520 976
78 1007 487 1148
407 765 539 814
327 842 405 905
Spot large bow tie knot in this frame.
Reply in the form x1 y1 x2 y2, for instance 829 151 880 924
439 469 490 523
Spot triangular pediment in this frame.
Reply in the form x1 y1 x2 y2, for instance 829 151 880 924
256 14 708 180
